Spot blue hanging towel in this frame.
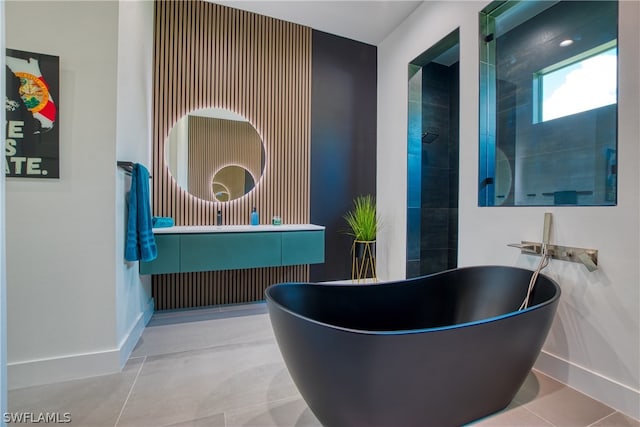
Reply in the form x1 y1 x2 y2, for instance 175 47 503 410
125 163 158 262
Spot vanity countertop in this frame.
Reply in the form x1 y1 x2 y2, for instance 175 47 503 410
152 224 325 234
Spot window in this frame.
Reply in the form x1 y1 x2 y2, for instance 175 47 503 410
535 41 617 123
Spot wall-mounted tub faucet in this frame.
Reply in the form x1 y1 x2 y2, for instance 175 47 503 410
508 213 599 272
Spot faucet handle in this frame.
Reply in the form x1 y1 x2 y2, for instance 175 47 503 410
542 212 552 245
507 242 540 255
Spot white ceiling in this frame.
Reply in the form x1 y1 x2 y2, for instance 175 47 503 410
211 1 424 45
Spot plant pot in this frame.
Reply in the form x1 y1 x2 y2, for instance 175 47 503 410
354 240 375 259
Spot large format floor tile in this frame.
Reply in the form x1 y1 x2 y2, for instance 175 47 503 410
8 357 143 426
161 412 226 427
117 341 298 426
132 305 273 358
225 396 322 427
523 379 616 426
470 405 554 427
7 302 638 427
590 412 640 427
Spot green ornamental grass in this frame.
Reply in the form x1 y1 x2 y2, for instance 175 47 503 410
344 195 378 242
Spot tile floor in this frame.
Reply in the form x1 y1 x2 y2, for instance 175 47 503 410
8 303 640 427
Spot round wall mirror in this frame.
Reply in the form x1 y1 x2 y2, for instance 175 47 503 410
165 108 265 202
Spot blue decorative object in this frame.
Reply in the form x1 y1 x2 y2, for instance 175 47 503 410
152 216 174 228
250 206 259 225
125 163 157 262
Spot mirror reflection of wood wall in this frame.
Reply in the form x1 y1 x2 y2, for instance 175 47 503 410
187 116 263 202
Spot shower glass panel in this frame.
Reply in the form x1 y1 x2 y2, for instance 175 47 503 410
478 0 618 206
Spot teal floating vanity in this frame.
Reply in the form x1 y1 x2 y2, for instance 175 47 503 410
139 224 325 274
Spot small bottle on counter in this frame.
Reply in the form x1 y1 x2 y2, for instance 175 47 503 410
250 207 259 225
216 209 222 226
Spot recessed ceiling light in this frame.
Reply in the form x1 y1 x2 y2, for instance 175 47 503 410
559 39 574 47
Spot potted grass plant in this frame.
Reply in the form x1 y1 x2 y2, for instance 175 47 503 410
344 194 379 259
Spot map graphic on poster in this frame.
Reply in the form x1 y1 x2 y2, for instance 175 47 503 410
5 48 59 178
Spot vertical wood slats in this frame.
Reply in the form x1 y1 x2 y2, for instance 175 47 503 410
152 0 312 310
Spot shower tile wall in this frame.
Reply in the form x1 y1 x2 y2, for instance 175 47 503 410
420 62 459 275
447 63 459 269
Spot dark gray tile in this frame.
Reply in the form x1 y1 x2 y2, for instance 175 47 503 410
421 167 450 208
407 207 421 260
407 144 422 208
420 249 449 275
448 208 458 247
406 260 421 279
447 249 458 270
422 129 450 168
423 62 451 89
448 170 459 207
421 208 449 250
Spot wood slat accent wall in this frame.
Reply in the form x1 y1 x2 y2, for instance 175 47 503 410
152 0 312 310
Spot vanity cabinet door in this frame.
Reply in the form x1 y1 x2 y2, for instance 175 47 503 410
281 230 325 266
139 234 180 275
180 232 282 272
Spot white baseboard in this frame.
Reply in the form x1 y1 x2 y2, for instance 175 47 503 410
118 297 154 368
8 299 154 390
535 350 640 421
8 348 121 390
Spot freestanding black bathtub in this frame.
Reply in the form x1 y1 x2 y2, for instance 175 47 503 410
265 265 561 427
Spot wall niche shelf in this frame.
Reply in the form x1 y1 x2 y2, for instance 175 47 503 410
139 224 325 275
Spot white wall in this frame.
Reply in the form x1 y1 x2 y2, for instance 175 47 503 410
1 0 8 423
6 0 153 388
114 0 154 368
377 0 640 420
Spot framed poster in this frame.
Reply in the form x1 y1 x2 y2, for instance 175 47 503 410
5 48 59 178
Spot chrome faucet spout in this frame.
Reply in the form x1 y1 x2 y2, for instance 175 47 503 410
577 252 598 272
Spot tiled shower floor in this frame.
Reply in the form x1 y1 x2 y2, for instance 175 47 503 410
8 303 639 427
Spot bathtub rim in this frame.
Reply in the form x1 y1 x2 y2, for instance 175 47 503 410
265 265 561 336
